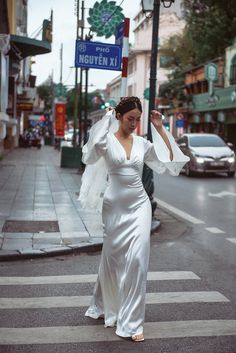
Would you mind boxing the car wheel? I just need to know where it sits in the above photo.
[185,163,193,177]
[227,171,235,178]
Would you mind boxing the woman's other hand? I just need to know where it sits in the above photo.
[150,110,164,131]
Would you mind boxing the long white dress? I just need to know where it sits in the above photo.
[79,111,189,338]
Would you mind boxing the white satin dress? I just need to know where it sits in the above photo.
[79,111,189,338]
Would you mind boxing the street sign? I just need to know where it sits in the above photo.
[115,22,124,46]
[75,40,122,71]
[204,63,218,81]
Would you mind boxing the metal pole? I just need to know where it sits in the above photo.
[73,0,79,147]
[147,0,160,141]
[142,0,161,225]
[78,0,85,147]
[84,68,88,142]
[59,43,63,97]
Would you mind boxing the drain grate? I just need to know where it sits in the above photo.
[2,220,60,233]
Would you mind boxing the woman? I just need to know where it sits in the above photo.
[79,96,189,342]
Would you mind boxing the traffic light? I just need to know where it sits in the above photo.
[100,99,106,110]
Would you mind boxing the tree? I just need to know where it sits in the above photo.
[66,88,105,121]
[159,0,236,102]
[182,0,236,65]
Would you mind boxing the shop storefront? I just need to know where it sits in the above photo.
[189,85,236,147]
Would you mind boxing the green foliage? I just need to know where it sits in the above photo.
[37,84,54,109]
[37,80,68,110]
[66,89,105,121]
[159,0,236,102]
[183,0,236,65]
[159,32,195,69]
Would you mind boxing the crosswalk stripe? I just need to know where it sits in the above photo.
[0,271,200,285]
[0,291,229,309]
[0,320,235,344]
[227,238,236,244]
[205,227,225,234]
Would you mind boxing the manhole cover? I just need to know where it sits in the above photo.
[2,220,60,233]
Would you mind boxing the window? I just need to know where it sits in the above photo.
[230,55,236,84]
[189,135,226,147]
[128,85,133,96]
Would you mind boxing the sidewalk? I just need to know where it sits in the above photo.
[0,145,187,261]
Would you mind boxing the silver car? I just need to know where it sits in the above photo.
[177,133,235,177]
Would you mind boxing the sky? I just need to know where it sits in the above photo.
[28,0,140,91]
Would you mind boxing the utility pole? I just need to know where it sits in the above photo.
[78,0,85,147]
[142,0,161,229]
[59,43,63,97]
[73,0,79,147]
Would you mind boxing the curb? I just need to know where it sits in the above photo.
[0,241,103,262]
[0,218,163,262]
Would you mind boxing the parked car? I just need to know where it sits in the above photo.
[177,133,235,177]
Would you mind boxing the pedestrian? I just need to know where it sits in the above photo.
[78,96,189,342]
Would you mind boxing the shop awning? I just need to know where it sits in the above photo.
[8,34,51,60]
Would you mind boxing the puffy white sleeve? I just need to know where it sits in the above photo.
[82,110,118,164]
[78,110,119,212]
[144,123,190,176]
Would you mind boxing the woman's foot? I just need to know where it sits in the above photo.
[131,333,144,342]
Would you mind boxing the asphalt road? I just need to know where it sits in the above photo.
[0,185,236,353]
[154,172,236,235]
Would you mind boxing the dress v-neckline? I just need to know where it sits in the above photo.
[113,133,134,161]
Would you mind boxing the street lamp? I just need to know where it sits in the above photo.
[141,0,175,12]
[141,0,175,231]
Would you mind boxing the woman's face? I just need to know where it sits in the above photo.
[119,108,141,135]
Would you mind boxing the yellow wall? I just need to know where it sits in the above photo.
[7,0,16,34]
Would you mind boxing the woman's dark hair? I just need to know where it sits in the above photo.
[115,96,142,118]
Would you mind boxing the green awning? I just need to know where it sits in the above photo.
[9,34,51,60]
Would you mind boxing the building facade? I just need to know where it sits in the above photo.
[0,0,52,156]
[178,40,236,148]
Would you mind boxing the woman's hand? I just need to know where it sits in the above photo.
[150,110,164,131]
[150,110,173,160]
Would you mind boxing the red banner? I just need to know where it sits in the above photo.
[55,102,66,137]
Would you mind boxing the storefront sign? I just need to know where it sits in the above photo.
[217,111,225,122]
[16,102,33,111]
[54,102,66,137]
[204,113,212,123]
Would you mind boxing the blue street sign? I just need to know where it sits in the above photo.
[115,22,124,46]
[75,40,122,71]
[176,119,185,128]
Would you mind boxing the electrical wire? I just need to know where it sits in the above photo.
[63,67,73,85]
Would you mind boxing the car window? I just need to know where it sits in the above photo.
[189,135,226,147]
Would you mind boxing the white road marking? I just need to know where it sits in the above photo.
[154,198,205,224]
[0,291,228,309]
[227,238,236,244]
[0,271,200,285]
[166,242,175,247]
[208,191,236,198]
[0,320,236,344]
[205,227,225,234]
